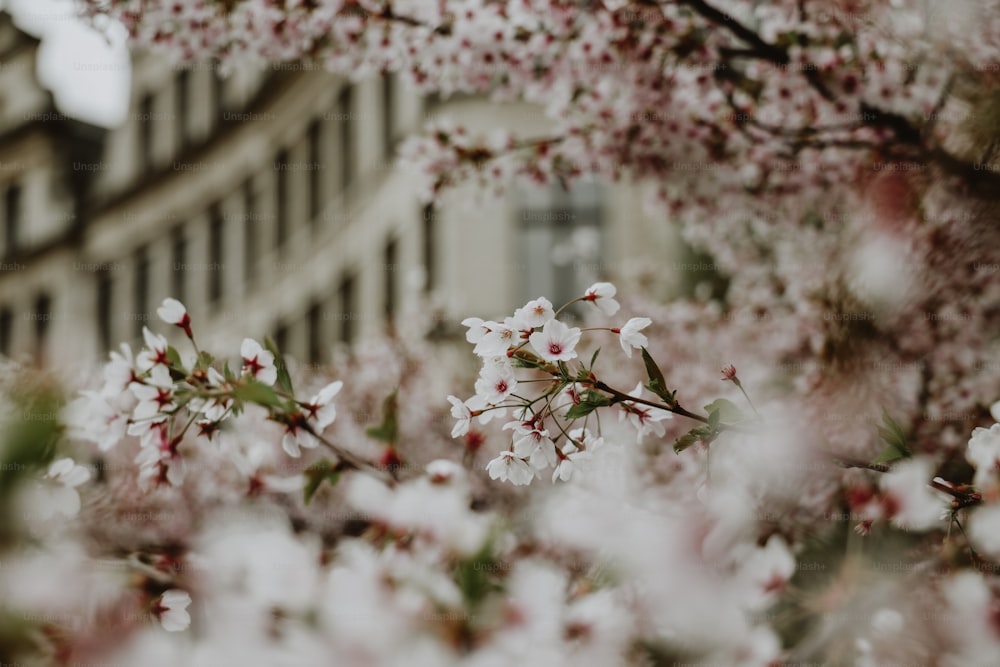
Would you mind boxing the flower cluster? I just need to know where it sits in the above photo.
[451,283,732,486]
[64,298,352,492]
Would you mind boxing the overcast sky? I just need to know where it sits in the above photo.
[6,0,130,127]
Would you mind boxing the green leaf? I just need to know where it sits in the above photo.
[195,350,215,370]
[557,361,571,379]
[166,346,183,368]
[564,391,612,419]
[366,389,399,445]
[874,408,911,464]
[454,542,502,609]
[303,459,341,504]
[640,347,672,403]
[264,336,294,395]
[589,347,601,370]
[673,425,714,454]
[703,398,745,424]
[232,380,283,408]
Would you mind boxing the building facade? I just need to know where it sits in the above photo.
[0,13,682,369]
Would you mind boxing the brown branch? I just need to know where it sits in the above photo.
[675,0,789,65]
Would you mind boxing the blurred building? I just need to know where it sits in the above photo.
[0,11,679,368]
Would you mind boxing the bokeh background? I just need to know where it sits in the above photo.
[0,0,695,370]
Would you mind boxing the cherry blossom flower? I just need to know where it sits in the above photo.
[100,343,137,397]
[152,589,192,632]
[63,392,129,452]
[129,365,176,427]
[505,419,557,470]
[618,382,673,444]
[583,282,620,316]
[156,297,192,338]
[136,327,171,372]
[279,380,343,458]
[188,367,233,422]
[241,338,278,386]
[968,504,1000,559]
[27,458,92,519]
[513,296,555,328]
[485,450,535,486]
[461,316,489,344]
[447,395,475,438]
[552,438,593,482]
[528,319,582,362]
[739,535,796,609]
[966,423,1000,491]
[304,380,343,431]
[879,458,947,531]
[134,422,185,489]
[473,317,524,358]
[474,357,518,404]
[614,317,651,358]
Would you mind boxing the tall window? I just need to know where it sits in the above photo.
[211,62,224,128]
[273,322,289,356]
[97,271,112,354]
[275,149,289,249]
[382,73,395,158]
[4,182,20,257]
[134,246,149,339]
[208,205,224,303]
[307,301,322,364]
[422,204,436,293]
[337,272,356,344]
[307,120,322,225]
[518,181,604,314]
[0,306,12,356]
[176,68,191,152]
[243,178,257,286]
[383,237,397,324]
[33,293,50,364]
[171,225,187,303]
[139,93,155,173]
[337,85,353,194]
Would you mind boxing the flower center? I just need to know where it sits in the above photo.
[548,342,563,355]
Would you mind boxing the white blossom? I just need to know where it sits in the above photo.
[486,451,535,485]
[528,319,582,363]
[616,317,652,358]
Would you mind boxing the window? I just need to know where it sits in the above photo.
[383,237,397,324]
[134,246,149,339]
[337,85,353,193]
[273,321,289,355]
[171,225,186,303]
[0,306,12,356]
[33,293,50,364]
[208,205,224,303]
[382,73,395,157]
[211,62,224,127]
[275,149,289,249]
[337,272,356,344]
[518,181,604,315]
[307,120,322,225]
[97,271,112,354]
[4,182,20,257]
[307,301,322,364]
[176,68,191,152]
[243,179,257,286]
[139,93,155,173]
[422,204,436,292]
